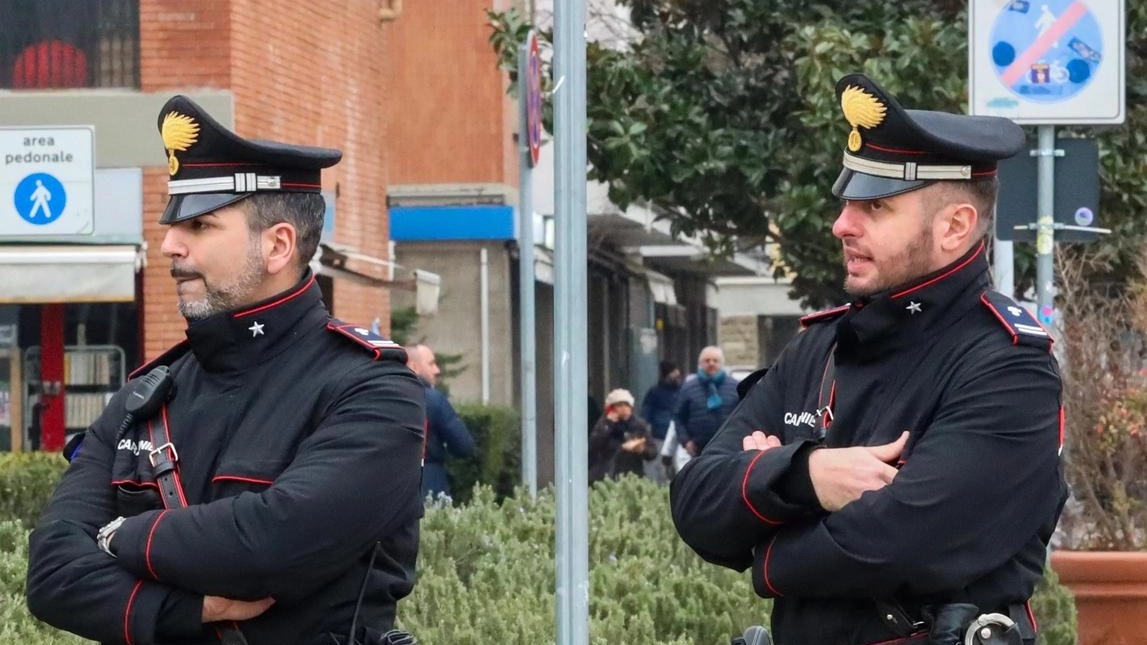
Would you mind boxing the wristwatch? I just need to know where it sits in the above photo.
[96,516,126,558]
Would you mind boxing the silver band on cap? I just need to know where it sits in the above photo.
[168,173,283,196]
[842,152,972,181]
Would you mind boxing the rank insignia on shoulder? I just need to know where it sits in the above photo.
[326,319,408,362]
[980,291,1052,350]
[800,304,850,328]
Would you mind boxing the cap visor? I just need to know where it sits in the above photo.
[160,193,253,224]
[831,168,929,200]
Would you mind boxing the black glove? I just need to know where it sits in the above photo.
[922,603,980,645]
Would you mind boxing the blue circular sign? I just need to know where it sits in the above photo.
[14,172,67,225]
[990,0,1103,103]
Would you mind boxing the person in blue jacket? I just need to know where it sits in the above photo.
[674,346,740,456]
[407,344,476,500]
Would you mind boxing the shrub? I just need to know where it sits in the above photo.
[0,520,91,644]
[400,477,760,645]
[0,452,68,528]
[0,463,1077,645]
[445,403,521,505]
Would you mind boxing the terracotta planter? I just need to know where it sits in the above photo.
[1051,550,1147,645]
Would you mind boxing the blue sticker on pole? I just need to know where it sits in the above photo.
[990,0,1104,103]
[13,172,67,225]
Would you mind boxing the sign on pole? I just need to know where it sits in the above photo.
[526,31,543,168]
[0,127,95,236]
[970,0,1125,124]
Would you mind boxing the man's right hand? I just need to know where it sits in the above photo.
[807,431,908,512]
[202,595,275,623]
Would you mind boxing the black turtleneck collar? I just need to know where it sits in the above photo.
[184,271,328,373]
[836,241,990,358]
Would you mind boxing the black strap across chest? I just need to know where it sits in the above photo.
[148,405,250,645]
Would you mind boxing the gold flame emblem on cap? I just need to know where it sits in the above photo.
[161,111,200,176]
[840,85,886,153]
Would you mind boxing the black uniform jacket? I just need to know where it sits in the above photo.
[670,244,1067,645]
[27,274,425,645]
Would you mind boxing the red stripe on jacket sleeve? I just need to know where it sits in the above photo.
[145,510,169,580]
[741,450,782,525]
[123,580,145,645]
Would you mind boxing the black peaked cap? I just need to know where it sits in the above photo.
[157,95,342,223]
[831,73,1026,200]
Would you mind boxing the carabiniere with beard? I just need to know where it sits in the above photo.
[671,74,1067,645]
[26,96,425,645]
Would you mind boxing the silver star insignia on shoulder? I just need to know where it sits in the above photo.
[248,321,265,337]
[906,301,923,315]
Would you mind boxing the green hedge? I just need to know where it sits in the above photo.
[444,403,521,505]
[0,452,68,529]
[0,457,1076,645]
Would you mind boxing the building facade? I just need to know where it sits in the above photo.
[0,1,401,451]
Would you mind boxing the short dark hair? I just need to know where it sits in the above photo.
[929,177,999,239]
[659,360,678,380]
[243,192,326,270]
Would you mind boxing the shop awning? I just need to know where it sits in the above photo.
[313,243,442,314]
[0,245,142,303]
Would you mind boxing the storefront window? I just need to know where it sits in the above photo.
[2,302,139,452]
[0,0,139,89]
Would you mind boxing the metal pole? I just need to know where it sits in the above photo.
[517,39,538,499]
[553,0,589,643]
[480,247,490,404]
[992,239,1015,299]
[1035,126,1056,325]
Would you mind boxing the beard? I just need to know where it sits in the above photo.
[843,223,936,298]
[174,239,268,321]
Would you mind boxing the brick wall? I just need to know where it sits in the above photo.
[137,1,393,360]
[386,0,517,186]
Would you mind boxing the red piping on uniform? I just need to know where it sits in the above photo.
[741,450,782,525]
[280,182,322,189]
[864,142,929,155]
[892,242,984,299]
[212,475,275,486]
[800,305,849,329]
[111,480,159,490]
[128,341,190,379]
[123,579,144,645]
[161,406,189,507]
[145,510,169,580]
[327,322,383,359]
[761,535,783,596]
[972,169,997,177]
[1026,599,1038,633]
[979,294,1019,345]
[234,275,315,318]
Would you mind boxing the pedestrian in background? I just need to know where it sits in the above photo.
[674,346,739,456]
[641,360,682,482]
[407,343,476,501]
[589,388,657,482]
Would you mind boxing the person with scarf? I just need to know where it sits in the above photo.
[673,346,739,456]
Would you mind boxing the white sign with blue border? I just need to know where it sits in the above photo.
[970,0,1125,124]
[0,126,95,236]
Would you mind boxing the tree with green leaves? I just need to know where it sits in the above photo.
[490,1,1147,307]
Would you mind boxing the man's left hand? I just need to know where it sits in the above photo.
[742,431,781,452]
